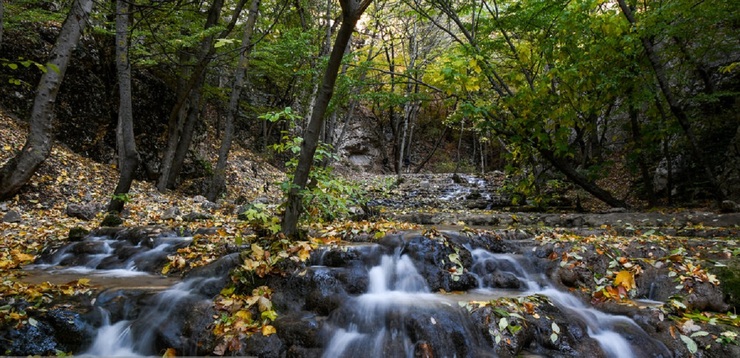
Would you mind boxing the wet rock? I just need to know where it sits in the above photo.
[685,282,730,312]
[236,332,285,358]
[184,252,241,297]
[395,234,478,292]
[274,312,323,348]
[66,202,102,220]
[45,309,95,352]
[304,267,351,315]
[0,318,61,355]
[402,307,493,358]
[2,209,21,223]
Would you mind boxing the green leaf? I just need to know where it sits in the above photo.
[261,309,278,321]
[550,333,558,343]
[7,63,18,70]
[680,335,698,354]
[551,322,560,334]
[499,317,508,331]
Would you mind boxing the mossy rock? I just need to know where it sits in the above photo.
[711,257,740,311]
[67,226,89,241]
[100,213,124,227]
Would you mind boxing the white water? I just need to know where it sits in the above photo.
[81,276,217,356]
[28,235,192,277]
[323,247,666,358]
[470,248,642,358]
[439,174,491,202]
[322,251,444,358]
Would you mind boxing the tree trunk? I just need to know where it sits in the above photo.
[108,0,140,214]
[617,0,725,202]
[0,0,93,200]
[157,0,247,192]
[207,0,261,201]
[414,126,447,173]
[165,83,204,189]
[627,91,656,207]
[0,0,4,49]
[281,0,372,237]
[538,147,628,208]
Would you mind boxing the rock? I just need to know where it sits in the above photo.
[274,313,323,348]
[182,212,212,222]
[721,200,739,213]
[2,209,21,223]
[45,309,95,352]
[162,206,180,220]
[347,205,365,218]
[66,203,101,220]
[68,226,90,241]
[192,195,207,203]
[100,213,123,227]
[200,200,219,210]
[0,317,62,355]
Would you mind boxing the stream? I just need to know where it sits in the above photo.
[9,226,680,357]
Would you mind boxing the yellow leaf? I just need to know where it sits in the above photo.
[614,270,636,290]
[162,347,177,357]
[234,310,252,321]
[262,324,276,336]
[77,278,90,286]
[251,244,264,259]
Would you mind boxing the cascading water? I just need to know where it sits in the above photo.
[320,244,670,358]
[81,277,219,357]
[468,248,670,358]
[26,229,223,357]
[321,249,492,358]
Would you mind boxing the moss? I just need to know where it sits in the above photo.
[711,257,740,311]
[100,213,123,227]
[67,226,89,241]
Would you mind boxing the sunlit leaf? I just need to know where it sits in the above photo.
[262,324,277,336]
[614,270,636,290]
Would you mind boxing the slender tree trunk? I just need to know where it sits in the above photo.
[628,94,656,206]
[165,87,203,189]
[617,0,725,202]
[0,0,93,200]
[415,126,447,173]
[207,0,261,201]
[0,0,4,49]
[108,0,140,214]
[157,0,247,192]
[538,147,628,208]
[453,119,464,175]
[281,0,372,237]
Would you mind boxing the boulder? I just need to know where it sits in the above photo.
[2,209,21,223]
[66,203,102,220]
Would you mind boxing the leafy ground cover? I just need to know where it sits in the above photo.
[2,111,740,356]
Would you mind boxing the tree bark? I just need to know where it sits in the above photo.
[538,147,629,209]
[157,0,248,192]
[0,0,93,200]
[0,0,4,49]
[207,0,261,201]
[617,0,725,202]
[108,0,140,213]
[281,0,373,237]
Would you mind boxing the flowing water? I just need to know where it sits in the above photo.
[24,230,669,357]
[321,246,669,358]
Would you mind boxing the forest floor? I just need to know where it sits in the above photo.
[3,110,740,356]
